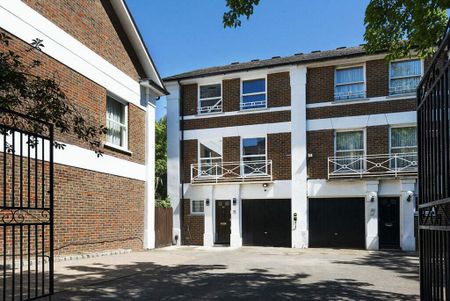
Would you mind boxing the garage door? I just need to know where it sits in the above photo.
[309,198,365,249]
[242,199,291,247]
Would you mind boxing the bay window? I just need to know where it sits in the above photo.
[389,60,422,95]
[335,66,365,100]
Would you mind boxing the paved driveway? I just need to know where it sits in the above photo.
[52,247,419,300]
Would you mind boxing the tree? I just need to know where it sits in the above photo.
[222,0,449,60]
[155,116,167,200]
[0,32,106,155]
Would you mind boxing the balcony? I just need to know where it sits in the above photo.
[191,160,272,184]
[197,101,222,115]
[328,153,418,179]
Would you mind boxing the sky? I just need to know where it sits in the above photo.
[126,0,371,120]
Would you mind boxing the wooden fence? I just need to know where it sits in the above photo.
[155,207,173,248]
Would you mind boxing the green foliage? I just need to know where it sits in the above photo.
[364,0,449,60]
[223,0,260,28]
[155,197,171,208]
[155,116,167,199]
[0,33,106,155]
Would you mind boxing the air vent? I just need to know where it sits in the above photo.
[311,50,321,53]
[294,52,304,56]
[272,56,281,59]
[336,46,346,50]
[230,62,239,65]
[251,59,260,62]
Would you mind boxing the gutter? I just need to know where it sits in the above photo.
[140,79,169,96]
[179,80,185,245]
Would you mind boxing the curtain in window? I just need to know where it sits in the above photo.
[390,60,421,78]
[335,131,364,171]
[335,67,365,99]
[336,67,364,85]
[106,98,125,146]
[390,60,421,94]
[391,127,417,168]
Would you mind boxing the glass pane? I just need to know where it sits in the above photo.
[200,84,221,99]
[199,140,222,158]
[390,77,420,94]
[243,79,265,94]
[391,60,421,78]
[243,156,267,175]
[243,138,266,156]
[107,97,125,124]
[241,94,266,110]
[336,131,364,151]
[335,83,365,99]
[192,200,204,213]
[336,67,364,84]
[334,150,364,171]
[391,127,417,148]
[107,120,124,146]
[199,158,222,176]
[200,98,221,108]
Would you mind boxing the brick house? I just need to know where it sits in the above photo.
[165,46,422,251]
[0,0,166,254]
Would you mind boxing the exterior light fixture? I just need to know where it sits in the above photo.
[233,198,237,206]
[205,198,210,206]
[262,183,269,188]
[370,195,375,202]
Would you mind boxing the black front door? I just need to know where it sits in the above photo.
[242,199,291,247]
[378,197,400,249]
[215,200,231,244]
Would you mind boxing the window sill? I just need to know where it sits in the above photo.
[239,107,268,113]
[387,92,416,99]
[104,142,133,155]
[197,111,224,117]
[190,213,204,216]
[332,97,368,104]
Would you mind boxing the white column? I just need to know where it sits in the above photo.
[230,187,242,248]
[290,65,308,248]
[166,83,182,245]
[400,179,416,251]
[203,186,215,247]
[144,94,156,249]
[365,180,379,250]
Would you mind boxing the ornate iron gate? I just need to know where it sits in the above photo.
[0,109,54,300]
[417,22,450,301]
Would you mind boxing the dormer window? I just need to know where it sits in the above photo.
[334,66,365,101]
[389,59,422,95]
[198,84,222,114]
[241,78,267,110]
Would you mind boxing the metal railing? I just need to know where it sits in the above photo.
[334,90,366,101]
[328,153,418,179]
[197,100,222,114]
[191,160,272,184]
[240,100,266,110]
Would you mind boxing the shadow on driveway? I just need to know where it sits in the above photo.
[53,260,418,300]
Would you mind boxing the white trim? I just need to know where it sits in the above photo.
[183,106,291,120]
[306,94,415,109]
[307,111,416,131]
[106,95,129,150]
[183,122,291,140]
[0,0,146,109]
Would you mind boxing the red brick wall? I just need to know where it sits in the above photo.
[366,59,389,98]
[307,130,334,179]
[223,78,241,112]
[182,140,198,183]
[182,199,204,245]
[268,72,291,107]
[22,0,145,79]
[367,126,389,155]
[223,137,241,162]
[306,66,335,104]
[0,30,146,164]
[268,133,291,180]
[182,84,198,116]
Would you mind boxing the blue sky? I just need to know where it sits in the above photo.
[126,0,371,120]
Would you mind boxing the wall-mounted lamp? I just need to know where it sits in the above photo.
[370,195,375,202]
[205,198,210,206]
[232,198,237,206]
[262,183,269,188]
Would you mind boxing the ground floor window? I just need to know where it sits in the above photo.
[190,200,205,215]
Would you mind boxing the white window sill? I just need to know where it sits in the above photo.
[239,107,268,113]
[387,92,416,99]
[332,97,368,104]
[197,111,224,117]
[190,212,204,216]
[104,142,132,155]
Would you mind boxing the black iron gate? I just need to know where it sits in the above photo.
[417,21,450,301]
[0,109,54,300]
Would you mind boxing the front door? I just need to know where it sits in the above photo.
[215,200,231,245]
[378,197,400,249]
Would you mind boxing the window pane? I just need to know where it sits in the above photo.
[107,120,124,146]
[200,84,221,99]
[242,94,266,104]
[336,67,364,85]
[243,79,265,94]
[243,138,266,156]
[336,131,364,151]
[390,77,420,94]
[107,97,125,124]
[334,150,364,171]
[192,200,204,213]
[391,60,421,78]
[391,127,417,148]
[335,83,365,99]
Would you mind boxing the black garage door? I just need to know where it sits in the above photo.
[309,198,365,249]
[242,199,291,247]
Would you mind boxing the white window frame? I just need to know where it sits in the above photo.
[240,136,267,176]
[334,129,366,171]
[105,94,128,151]
[334,64,366,101]
[197,140,223,178]
[198,83,223,115]
[389,59,423,96]
[240,76,267,111]
[190,199,205,215]
[389,125,418,154]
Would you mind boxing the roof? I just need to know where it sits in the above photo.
[164,45,383,82]
[111,0,168,95]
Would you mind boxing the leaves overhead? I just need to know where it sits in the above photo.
[0,32,107,155]
[155,116,167,200]
[223,0,260,28]
[364,0,449,60]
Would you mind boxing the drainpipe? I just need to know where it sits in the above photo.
[178,80,185,246]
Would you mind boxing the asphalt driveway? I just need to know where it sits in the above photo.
[52,247,419,300]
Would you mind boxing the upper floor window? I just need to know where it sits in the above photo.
[106,96,128,149]
[390,127,417,168]
[335,66,365,101]
[242,137,267,175]
[334,130,365,171]
[241,78,266,110]
[198,84,222,114]
[198,139,223,177]
[389,60,422,95]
